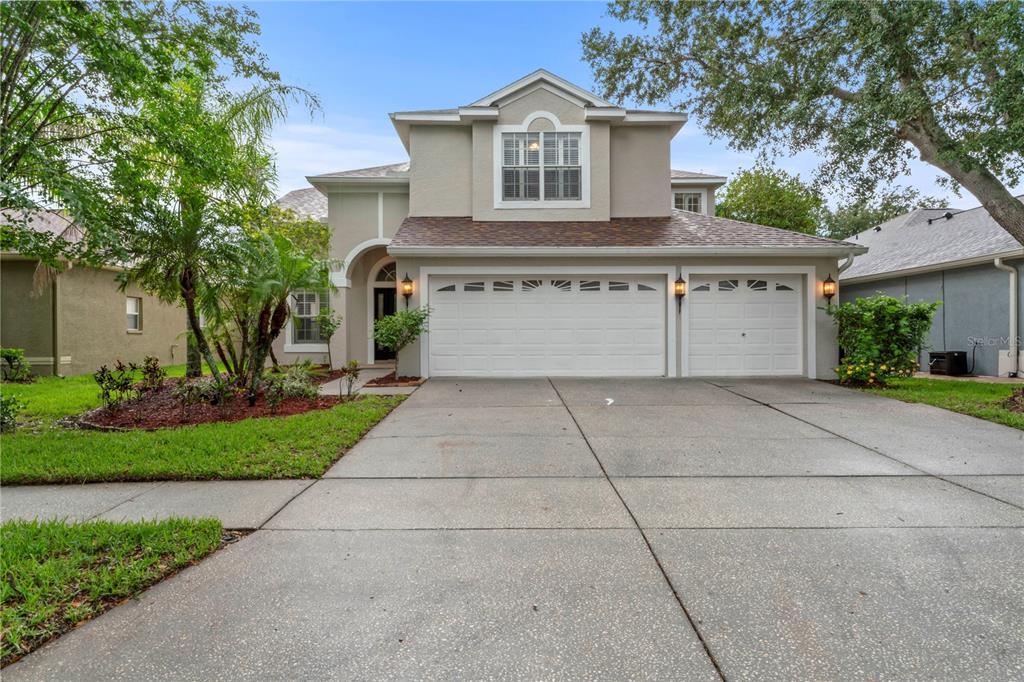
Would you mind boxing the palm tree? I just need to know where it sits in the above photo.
[116,75,319,383]
[238,232,329,404]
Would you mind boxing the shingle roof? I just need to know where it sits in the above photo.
[390,210,861,251]
[310,162,410,179]
[840,200,1024,281]
[0,209,83,244]
[275,187,327,220]
[670,169,727,181]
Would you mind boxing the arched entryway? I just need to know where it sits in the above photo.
[368,258,397,363]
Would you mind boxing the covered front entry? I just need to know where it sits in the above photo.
[426,275,667,377]
[686,274,804,376]
[371,262,398,361]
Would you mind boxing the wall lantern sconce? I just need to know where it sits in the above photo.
[822,274,837,304]
[401,273,414,307]
[674,276,687,312]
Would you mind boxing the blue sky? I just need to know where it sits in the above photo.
[255,1,989,208]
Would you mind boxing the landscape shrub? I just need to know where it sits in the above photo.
[263,363,318,412]
[93,361,140,409]
[1,393,25,432]
[342,359,361,397]
[373,307,430,370]
[827,295,940,385]
[140,356,167,391]
[1,348,32,382]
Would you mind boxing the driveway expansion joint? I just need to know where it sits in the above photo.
[547,377,729,682]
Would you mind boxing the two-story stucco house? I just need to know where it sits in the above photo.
[274,70,865,379]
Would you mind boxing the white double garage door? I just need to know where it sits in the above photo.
[427,273,804,377]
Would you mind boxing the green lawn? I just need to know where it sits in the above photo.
[1,365,404,484]
[1,518,222,666]
[863,377,1024,430]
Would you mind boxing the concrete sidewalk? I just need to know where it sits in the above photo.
[3,377,1023,680]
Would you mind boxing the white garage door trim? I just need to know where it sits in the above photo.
[419,266,676,379]
[680,265,817,379]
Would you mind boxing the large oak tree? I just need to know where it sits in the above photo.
[583,0,1024,243]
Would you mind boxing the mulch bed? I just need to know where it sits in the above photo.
[1002,387,1024,413]
[77,381,342,431]
[363,371,424,388]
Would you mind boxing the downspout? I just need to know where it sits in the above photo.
[51,272,62,377]
[993,258,1019,377]
[837,252,856,275]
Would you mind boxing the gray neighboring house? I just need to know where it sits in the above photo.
[840,202,1024,377]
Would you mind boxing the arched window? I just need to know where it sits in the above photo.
[375,262,396,283]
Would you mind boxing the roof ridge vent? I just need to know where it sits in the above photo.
[927,211,955,225]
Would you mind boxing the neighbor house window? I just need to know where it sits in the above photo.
[674,191,703,213]
[126,297,141,331]
[291,290,328,344]
[502,131,581,202]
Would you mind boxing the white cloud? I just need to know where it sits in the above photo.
[270,122,407,196]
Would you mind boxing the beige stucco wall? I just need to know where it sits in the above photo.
[1,258,54,369]
[2,258,186,376]
[610,127,673,217]
[393,255,840,380]
[276,186,407,368]
[58,267,186,376]
[409,126,472,216]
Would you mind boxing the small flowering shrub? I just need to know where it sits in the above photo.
[827,295,940,386]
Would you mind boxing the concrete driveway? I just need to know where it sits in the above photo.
[7,378,1024,680]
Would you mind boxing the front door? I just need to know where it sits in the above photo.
[373,285,397,360]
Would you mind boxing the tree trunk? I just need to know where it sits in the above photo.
[246,305,274,406]
[185,334,202,377]
[900,118,1024,245]
[269,345,280,369]
[180,269,224,384]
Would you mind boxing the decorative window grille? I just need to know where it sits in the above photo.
[376,262,397,282]
[292,290,329,343]
[608,281,629,291]
[502,131,581,201]
[522,279,543,291]
[776,283,795,291]
[692,282,712,292]
[579,280,601,292]
[464,282,486,292]
[436,284,456,292]
[747,279,768,292]
[493,280,514,292]
[550,279,572,292]
[637,283,656,291]
[717,280,738,292]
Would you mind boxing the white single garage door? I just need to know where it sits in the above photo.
[687,274,803,376]
[428,275,666,377]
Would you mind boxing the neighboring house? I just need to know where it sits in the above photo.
[840,202,1024,377]
[1,211,187,376]
[274,70,864,378]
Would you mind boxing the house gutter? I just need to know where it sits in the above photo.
[993,257,1020,377]
[837,252,857,275]
[388,245,869,258]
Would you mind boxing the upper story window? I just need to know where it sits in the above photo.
[501,131,581,201]
[494,112,590,209]
[674,191,703,213]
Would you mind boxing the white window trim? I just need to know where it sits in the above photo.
[284,290,329,353]
[679,265,817,379]
[672,188,708,215]
[126,296,142,332]
[493,111,591,210]
[417,266,675,379]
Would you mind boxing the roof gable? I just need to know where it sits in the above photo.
[468,69,616,108]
